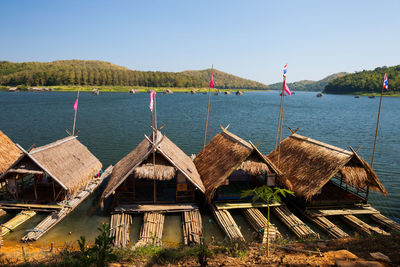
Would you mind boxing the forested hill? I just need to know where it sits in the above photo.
[268,72,347,92]
[324,65,400,94]
[0,60,268,90]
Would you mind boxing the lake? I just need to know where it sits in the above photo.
[0,91,399,245]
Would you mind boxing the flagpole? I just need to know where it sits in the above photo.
[276,77,286,167]
[367,82,385,203]
[72,89,80,136]
[203,64,213,148]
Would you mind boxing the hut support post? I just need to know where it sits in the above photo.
[52,180,56,201]
[33,177,38,201]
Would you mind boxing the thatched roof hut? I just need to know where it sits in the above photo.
[101,131,204,200]
[267,134,387,201]
[0,131,22,174]
[0,136,102,195]
[194,129,285,203]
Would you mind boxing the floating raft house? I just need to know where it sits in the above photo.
[193,128,314,241]
[101,130,204,248]
[268,133,399,238]
[0,135,109,242]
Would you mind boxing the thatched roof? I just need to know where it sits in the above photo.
[0,136,102,195]
[101,131,204,199]
[267,134,387,200]
[194,129,285,202]
[0,131,22,174]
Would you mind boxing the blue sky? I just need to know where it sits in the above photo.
[1,0,399,84]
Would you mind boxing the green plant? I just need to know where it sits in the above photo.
[241,186,294,257]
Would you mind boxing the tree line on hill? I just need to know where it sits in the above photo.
[324,65,400,94]
[0,60,268,90]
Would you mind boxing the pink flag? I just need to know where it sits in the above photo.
[149,90,155,111]
[284,81,292,96]
[73,97,79,111]
[210,72,215,88]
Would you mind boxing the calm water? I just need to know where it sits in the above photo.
[0,91,399,245]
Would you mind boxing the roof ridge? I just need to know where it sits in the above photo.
[30,136,77,154]
[290,134,353,156]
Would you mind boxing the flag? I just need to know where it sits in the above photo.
[73,97,79,111]
[149,90,155,111]
[284,81,292,96]
[210,72,215,88]
[383,73,388,91]
[283,64,288,78]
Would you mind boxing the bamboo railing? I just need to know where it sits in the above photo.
[182,209,202,245]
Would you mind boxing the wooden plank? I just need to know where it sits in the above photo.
[0,203,63,210]
[1,210,36,236]
[306,207,379,217]
[8,169,44,175]
[116,203,198,213]
[341,215,390,236]
[369,213,400,232]
[215,202,281,210]
[272,205,318,239]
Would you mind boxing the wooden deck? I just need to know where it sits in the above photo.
[115,203,199,213]
[134,212,165,247]
[110,213,132,248]
[242,208,281,243]
[210,205,244,241]
[182,209,202,245]
[1,210,36,237]
[215,202,281,210]
[340,215,390,236]
[21,165,113,242]
[272,205,318,239]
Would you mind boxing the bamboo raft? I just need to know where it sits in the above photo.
[307,216,349,239]
[369,213,400,232]
[182,209,202,245]
[340,215,390,236]
[210,205,244,241]
[272,205,318,239]
[110,213,132,248]
[242,208,281,243]
[134,212,165,247]
[22,165,113,242]
[1,210,36,237]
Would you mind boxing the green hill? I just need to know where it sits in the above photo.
[0,60,268,90]
[269,72,347,92]
[324,65,400,94]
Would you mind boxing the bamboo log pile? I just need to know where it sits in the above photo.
[210,205,244,241]
[242,208,281,243]
[307,216,349,239]
[110,213,132,248]
[1,210,36,236]
[341,215,390,236]
[369,213,400,232]
[22,165,113,242]
[182,209,202,245]
[272,205,318,239]
[134,212,165,247]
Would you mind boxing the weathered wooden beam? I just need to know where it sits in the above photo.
[306,207,379,217]
[215,202,281,210]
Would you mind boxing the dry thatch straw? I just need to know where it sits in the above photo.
[194,129,285,203]
[101,131,204,200]
[1,136,102,195]
[0,131,22,174]
[267,134,387,200]
[133,154,176,180]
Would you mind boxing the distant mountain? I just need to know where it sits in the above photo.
[324,65,400,94]
[268,72,347,92]
[0,60,268,90]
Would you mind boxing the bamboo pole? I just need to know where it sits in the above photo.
[72,89,80,136]
[203,65,213,148]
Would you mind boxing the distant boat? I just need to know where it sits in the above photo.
[316,93,323,97]
[354,95,360,98]
[368,95,375,99]
[224,91,231,95]
[92,88,99,95]
[236,90,243,96]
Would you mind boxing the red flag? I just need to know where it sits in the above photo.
[73,97,79,111]
[209,72,215,88]
[383,73,388,91]
[284,81,292,96]
[149,90,155,111]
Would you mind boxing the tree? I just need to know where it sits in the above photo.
[241,186,294,257]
